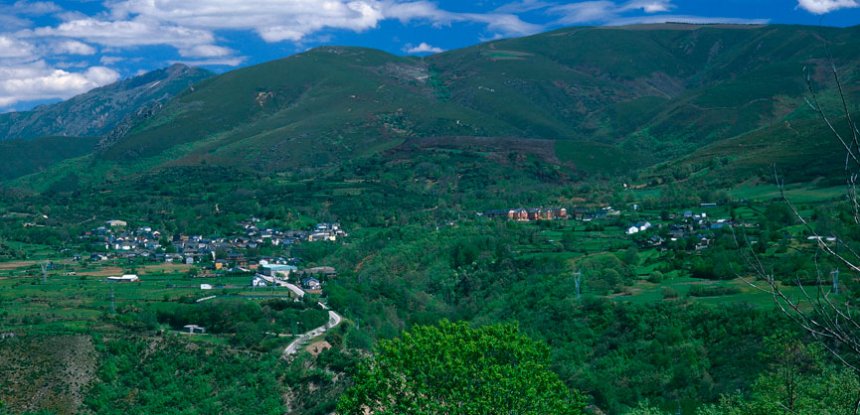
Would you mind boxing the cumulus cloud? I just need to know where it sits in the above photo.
[797,0,859,14]
[0,36,36,59]
[32,18,216,51]
[27,0,541,53]
[0,61,119,108]
[405,42,444,54]
[52,40,97,55]
[104,0,389,42]
[0,33,118,109]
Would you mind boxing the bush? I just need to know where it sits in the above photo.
[687,285,741,298]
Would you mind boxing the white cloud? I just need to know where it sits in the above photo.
[547,0,676,25]
[19,0,544,65]
[0,61,119,108]
[545,0,768,26]
[620,0,674,13]
[52,40,97,55]
[547,1,617,24]
[108,0,388,42]
[0,36,36,59]
[171,57,247,67]
[12,1,62,15]
[180,44,234,58]
[797,0,859,14]
[0,14,33,31]
[405,42,444,54]
[31,18,216,51]
[385,1,543,36]
[495,0,555,13]
[99,56,124,65]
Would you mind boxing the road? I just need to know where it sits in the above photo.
[195,276,344,355]
[281,282,343,358]
[283,309,342,357]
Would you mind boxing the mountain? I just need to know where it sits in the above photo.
[0,136,100,181]
[7,24,860,188]
[0,64,213,142]
[92,24,859,175]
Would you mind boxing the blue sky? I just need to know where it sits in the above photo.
[0,0,858,112]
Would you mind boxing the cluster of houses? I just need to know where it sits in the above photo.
[484,208,569,221]
[82,222,163,253]
[483,206,624,222]
[627,207,735,251]
[79,219,347,265]
[252,262,337,293]
[308,223,348,242]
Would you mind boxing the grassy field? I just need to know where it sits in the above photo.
[0,259,300,334]
[615,275,824,309]
[728,183,845,203]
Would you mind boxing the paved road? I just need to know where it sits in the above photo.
[281,281,343,358]
[283,309,342,357]
[282,282,306,298]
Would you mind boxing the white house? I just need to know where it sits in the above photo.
[183,324,206,334]
[106,220,128,228]
[626,222,652,235]
[107,274,139,283]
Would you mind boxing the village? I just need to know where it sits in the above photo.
[77,217,347,294]
[479,201,823,255]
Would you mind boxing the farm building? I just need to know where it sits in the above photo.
[107,274,140,283]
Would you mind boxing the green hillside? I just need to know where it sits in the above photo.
[0,136,99,181]
[57,23,853,187]
[3,24,860,415]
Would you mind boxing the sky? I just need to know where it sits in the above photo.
[0,0,858,112]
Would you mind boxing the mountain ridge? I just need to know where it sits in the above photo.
[0,64,213,142]
[5,24,860,187]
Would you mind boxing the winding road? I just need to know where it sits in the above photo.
[279,277,343,358]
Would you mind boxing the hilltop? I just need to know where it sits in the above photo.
[1,24,858,190]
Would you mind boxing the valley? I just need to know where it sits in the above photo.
[1,22,859,415]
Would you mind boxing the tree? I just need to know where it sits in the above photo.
[742,54,860,408]
[337,320,586,415]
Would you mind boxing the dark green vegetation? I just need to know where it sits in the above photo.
[338,320,586,414]
[1,23,860,415]
[0,136,98,181]
[3,23,859,190]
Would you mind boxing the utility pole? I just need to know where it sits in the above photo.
[832,269,840,296]
[833,237,841,295]
[39,262,48,284]
[109,287,116,315]
[574,270,583,300]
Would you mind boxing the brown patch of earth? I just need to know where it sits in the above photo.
[305,341,332,357]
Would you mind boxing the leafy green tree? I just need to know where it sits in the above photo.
[626,402,669,415]
[696,332,860,415]
[337,320,586,415]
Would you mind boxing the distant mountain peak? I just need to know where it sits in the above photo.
[0,65,213,142]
